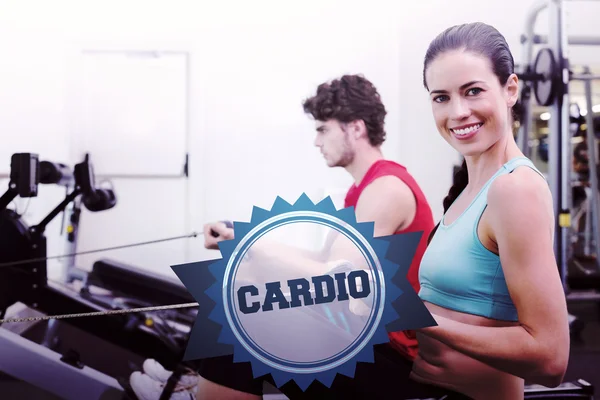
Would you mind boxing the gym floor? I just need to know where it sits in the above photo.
[565,300,600,391]
[1,301,598,400]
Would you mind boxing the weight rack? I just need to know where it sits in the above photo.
[518,0,600,303]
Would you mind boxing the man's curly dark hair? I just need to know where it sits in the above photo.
[302,74,387,146]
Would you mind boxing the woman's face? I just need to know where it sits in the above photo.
[425,49,518,157]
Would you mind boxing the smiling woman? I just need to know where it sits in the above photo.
[413,22,570,400]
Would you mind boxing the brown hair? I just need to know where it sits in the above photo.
[303,74,387,146]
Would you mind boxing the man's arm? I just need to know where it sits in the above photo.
[250,229,337,264]
[204,222,332,262]
[247,176,417,280]
[329,175,416,260]
[205,176,417,283]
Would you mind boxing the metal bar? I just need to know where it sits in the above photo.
[558,0,573,285]
[517,0,549,155]
[0,186,18,211]
[582,67,600,270]
[0,328,126,400]
[61,198,81,284]
[571,74,600,81]
[547,0,566,288]
[532,34,600,46]
[34,189,81,235]
[584,188,593,256]
[523,0,550,64]
[566,291,600,301]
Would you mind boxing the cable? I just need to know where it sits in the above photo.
[0,302,199,324]
[18,197,32,217]
[0,225,225,323]
[0,231,203,269]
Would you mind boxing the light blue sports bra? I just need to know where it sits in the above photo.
[418,157,545,322]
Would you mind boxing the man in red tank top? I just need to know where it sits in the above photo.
[130,75,436,400]
[205,75,435,362]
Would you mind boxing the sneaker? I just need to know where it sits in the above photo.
[142,359,200,387]
[129,371,196,400]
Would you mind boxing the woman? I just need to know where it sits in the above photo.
[128,22,570,400]
[412,22,570,399]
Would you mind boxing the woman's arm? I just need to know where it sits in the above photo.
[419,169,570,388]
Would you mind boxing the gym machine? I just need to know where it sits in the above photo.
[516,4,600,396]
[0,153,198,400]
[517,0,600,303]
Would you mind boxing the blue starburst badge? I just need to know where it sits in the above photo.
[172,193,436,391]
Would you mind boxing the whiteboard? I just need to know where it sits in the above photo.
[72,51,189,177]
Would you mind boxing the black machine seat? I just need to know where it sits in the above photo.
[86,258,195,307]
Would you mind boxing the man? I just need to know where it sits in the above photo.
[129,74,435,400]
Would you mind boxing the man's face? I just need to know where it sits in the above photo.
[313,119,355,168]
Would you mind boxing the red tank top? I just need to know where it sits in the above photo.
[344,159,435,361]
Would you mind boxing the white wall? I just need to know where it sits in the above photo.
[1,0,599,282]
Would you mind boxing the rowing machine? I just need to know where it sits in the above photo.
[0,153,195,373]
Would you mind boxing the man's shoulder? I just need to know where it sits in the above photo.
[364,174,412,193]
[360,160,404,184]
[346,159,417,209]
[359,175,415,207]
[353,173,418,231]
[365,158,414,188]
